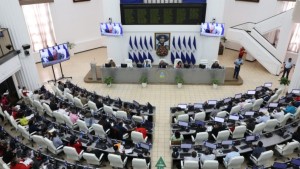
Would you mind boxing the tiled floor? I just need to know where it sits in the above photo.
[35,48,286,168]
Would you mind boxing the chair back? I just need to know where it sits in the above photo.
[184,160,199,169]
[202,160,219,169]
[125,59,133,67]
[32,135,46,147]
[177,114,189,123]
[227,156,244,168]
[87,101,98,112]
[275,88,283,96]
[132,158,148,169]
[194,112,206,121]
[53,111,65,124]
[252,123,266,134]
[267,94,278,104]
[194,132,208,145]
[242,103,253,112]
[42,103,53,117]
[131,131,145,144]
[132,115,144,123]
[279,113,291,127]
[232,126,246,139]
[282,141,300,155]
[18,125,30,140]
[256,150,274,166]
[56,87,65,99]
[116,111,128,120]
[216,111,227,118]
[66,93,74,103]
[252,99,263,111]
[83,153,100,165]
[108,154,124,168]
[92,124,107,138]
[294,107,300,119]
[229,105,241,115]
[76,119,89,132]
[44,138,59,154]
[63,146,81,161]
[264,119,278,132]
[74,97,84,108]
[144,59,152,67]
[174,59,182,68]
[103,105,115,117]
[4,111,10,121]
[62,114,74,128]
[9,116,18,131]
[216,130,230,142]
[33,100,44,114]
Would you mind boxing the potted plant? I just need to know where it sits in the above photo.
[139,75,148,88]
[175,75,184,88]
[212,79,219,89]
[104,76,113,87]
[67,42,76,56]
[279,77,290,94]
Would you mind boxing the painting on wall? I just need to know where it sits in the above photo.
[235,0,259,2]
[155,33,170,57]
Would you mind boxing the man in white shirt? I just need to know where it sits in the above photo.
[200,150,216,164]
[282,58,294,79]
[224,146,240,163]
[271,108,284,121]
[256,111,270,123]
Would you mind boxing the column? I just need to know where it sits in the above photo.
[0,0,40,90]
[289,51,300,92]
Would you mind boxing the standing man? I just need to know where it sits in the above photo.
[282,58,294,79]
[233,56,243,80]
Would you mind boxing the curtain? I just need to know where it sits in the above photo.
[22,3,56,51]
[19,0,54,5]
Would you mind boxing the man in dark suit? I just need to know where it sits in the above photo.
[252,141,266,158]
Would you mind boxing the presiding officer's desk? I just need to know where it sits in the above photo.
[100,66,226,84]
[171,118,300,160]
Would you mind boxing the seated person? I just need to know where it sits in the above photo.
[109,59,116,67]
[114,122,128,140]
[135,123,147,139]
[69,110,79,124]
[256,111,270,123]
[282,102,297,115]
[158,60,168,68]
[246,118,256,131]
[49,98,58,111]
[78,93,88,105]
[86,147,105,165]
[271,108,284,121]
[176,61,183,69]
[63,84,72,96]
[98,117,111,131]
[84,112,94,128]
[224,146,240,163]
[28,119,41,134]
[112,145,126,161]
[184,151,198,161]
[32,90,41,101]
[52,131,63,148]
[144,60,151,68]
[10,157,32,169]
[211,61,222,69]
[57,81,64,91]
[11,107,20,119]
[210,123,225,140]
[68,136,83,154]
[93,95,103,109]
[170,131,184,142]
[173,107,185,119]
[292,126,300,142]
[200,149,216,164]
[21,87,30,97]
[2,143,16,164]
[251,141,266,158]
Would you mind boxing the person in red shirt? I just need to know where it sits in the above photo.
[68,136,83,154]
[238,47,247,58]
[1,94,9,111]
[135,123,147,139]
[11,107,19,120]
[10,157,31,169]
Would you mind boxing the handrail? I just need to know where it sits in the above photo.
[230,22,255,29]
[252,28,276,50]
[246,31,282,64]
[256,8,294,24]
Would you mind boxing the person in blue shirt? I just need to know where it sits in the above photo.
[233,56,243,80]
[282,102,297,115]
[252,141,266,158]
[224,146,240,163]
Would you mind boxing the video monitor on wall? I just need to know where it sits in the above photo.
[200,22,225,37]
[39,43,70,68]
[100,23,123,36]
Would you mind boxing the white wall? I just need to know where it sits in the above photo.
[49,0,105,53]
[0,56,21,84]
[105,0,226,65]
[224,0,285,50]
